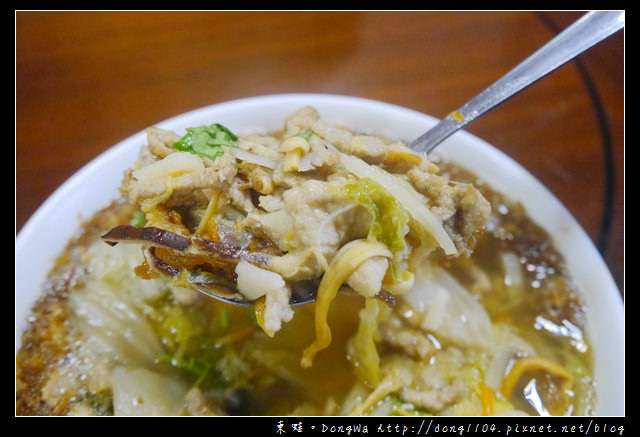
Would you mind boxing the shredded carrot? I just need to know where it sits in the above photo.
[215,326,256,347]
[253,296,267,332]
[133,261,162,279]
[500,356,573,400]
[479,381,494,416]
[195,190,221,239]
[145,203,190,235]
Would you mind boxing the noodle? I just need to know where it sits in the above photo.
[300,240,391,368]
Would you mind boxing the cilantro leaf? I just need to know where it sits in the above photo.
[130,210,147,227]
[173,123,238,160]
[299,130,313,141]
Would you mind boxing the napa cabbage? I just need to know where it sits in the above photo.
[334,147,457,256]
[340,177,410,281]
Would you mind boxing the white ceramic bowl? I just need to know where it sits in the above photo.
[15,93,624,415]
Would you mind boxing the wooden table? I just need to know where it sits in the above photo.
[16,11,624,292]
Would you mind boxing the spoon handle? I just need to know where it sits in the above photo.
[408,11,625,155]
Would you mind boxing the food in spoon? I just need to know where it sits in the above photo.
[101,107,490,351]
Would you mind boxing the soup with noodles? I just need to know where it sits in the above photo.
[16,108,594,416]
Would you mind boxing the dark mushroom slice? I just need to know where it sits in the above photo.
[101,225,274,265]
[375,289,396,307]
[338,286,396,308]
[103,225,286,305]
[142,245,249,304]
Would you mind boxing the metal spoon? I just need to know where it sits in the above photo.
[407,10,624,155]
[127,11,624,308]
[204,10,624,307]
[200,11,624,307]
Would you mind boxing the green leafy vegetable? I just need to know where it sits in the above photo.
[335,148,457,255]
[218,307,229,329]
[298,131,313,141]
[157,336,226,389]
[155,299,206,352]
[154,299,226,388]
[130,210,147,227]
[153,297,256,390]
[347,298,389,386]
[341,177,410,278]
[173,123,238,160]
[246,307,259,327]
[389,395,431,416]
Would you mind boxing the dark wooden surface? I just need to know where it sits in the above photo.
[15,11,624,292]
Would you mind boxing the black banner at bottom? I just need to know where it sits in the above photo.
[237,416,630,435]
[13,413,630,433]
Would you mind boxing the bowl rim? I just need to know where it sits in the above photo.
[15,92,624,415]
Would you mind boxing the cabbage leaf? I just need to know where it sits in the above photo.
[341,177,410,280]
[334,147,457,255]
